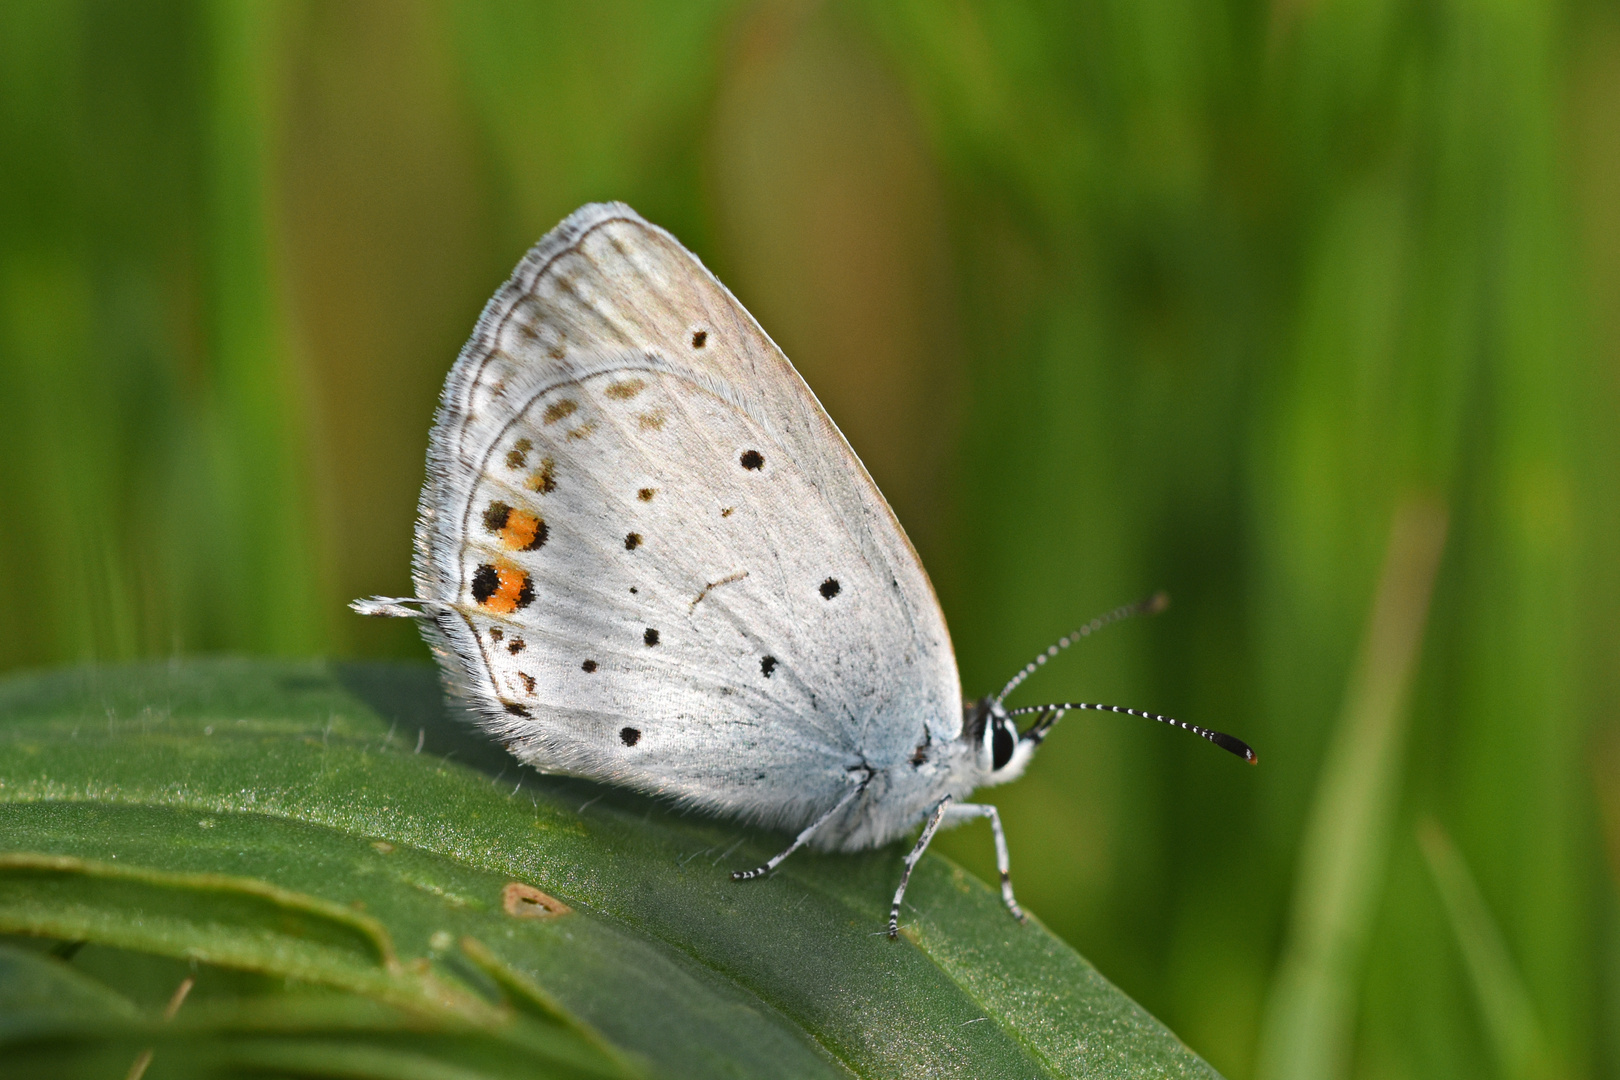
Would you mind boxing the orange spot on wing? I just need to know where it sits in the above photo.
[500,508,543,550]
[484,565,531,614]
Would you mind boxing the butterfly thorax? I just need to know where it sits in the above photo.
[806,696,1037,851]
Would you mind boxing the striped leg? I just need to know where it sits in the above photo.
[888,795,954,938]
[943,801,1025,923]
[732,771,870,881]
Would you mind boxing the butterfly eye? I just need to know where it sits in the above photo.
[991,719,1016,771]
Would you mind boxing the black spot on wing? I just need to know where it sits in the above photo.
[820,577,841,599]
[471,565,499,604]
[620,727,641,747]
[581,659,597,673]
[625,532,642,550]
[760,655,777,678]
[691,329,707,348]
[739,449,764,471]
[644,628,660,646]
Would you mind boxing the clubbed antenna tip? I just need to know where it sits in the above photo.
[1208,730,1258,764]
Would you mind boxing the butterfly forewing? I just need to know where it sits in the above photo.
[414,204,961,831]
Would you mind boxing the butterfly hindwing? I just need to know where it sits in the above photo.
[414,204,962,832]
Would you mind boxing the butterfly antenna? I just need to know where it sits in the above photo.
[993,592,1169,705]
[1006,702,1257,764]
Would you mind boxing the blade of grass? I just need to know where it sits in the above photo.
[1254,496,1449,1080]
[1417,817,1562,1080]
[0,3,138,668]
[201,0,326,654]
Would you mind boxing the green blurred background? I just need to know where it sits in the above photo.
[2,1,1617,1076]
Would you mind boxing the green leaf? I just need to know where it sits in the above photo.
[0,659,1220,1079]
[0,942,140,1037]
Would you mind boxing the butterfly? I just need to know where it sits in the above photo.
[355,203,1255,937]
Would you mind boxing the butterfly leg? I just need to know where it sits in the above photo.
[942,801,1025,923]
[888,794,954,939]
[732,770,871,882]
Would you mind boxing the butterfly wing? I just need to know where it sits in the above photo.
[413,203,960,832]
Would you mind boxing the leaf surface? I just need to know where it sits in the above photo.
[0,660,1220,1079]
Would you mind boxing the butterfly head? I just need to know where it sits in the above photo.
[956,696,1038,788]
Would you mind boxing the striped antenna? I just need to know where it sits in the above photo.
[993,592,1169,705]
[1006,702,1257,764]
